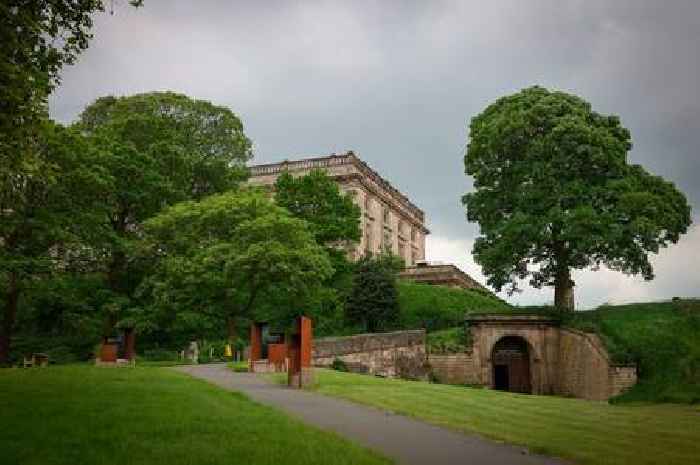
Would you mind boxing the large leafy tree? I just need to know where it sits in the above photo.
[142,190,333,342]
[74,92,252,335]
[274,169,361,335]
[0,122,110,363]
[345,254,403,333]
[463,86,692,310]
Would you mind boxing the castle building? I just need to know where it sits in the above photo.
[248,151,428,265]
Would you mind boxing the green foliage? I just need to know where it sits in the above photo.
[72,91,253,335]
[141,348,180,362]
[77,92,252,200]
[397,281,511,331]
[1,122,112,362]
[564,299,700,404]
[0,366,390,465]
[274,169,361,244]
[331,358,349,372]
[142,189,333,338]
[345,254,401,332]
[464,86,692,310]
[426,327,471,354]
[0,1,143,164]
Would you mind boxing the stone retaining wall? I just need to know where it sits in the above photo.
[558,329,638,400]
[313,330,426,378]
[428,353,477,384]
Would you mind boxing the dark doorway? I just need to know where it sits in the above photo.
[492,336,531,393]
[494,364,509,390]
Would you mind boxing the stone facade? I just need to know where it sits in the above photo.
[400,262,490,292]
[428,353,478,384]
[248,152,428,265]
[462,314,637,401]
[312,329,426,378]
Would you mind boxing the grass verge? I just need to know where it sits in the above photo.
[295,369,700,465]
[0,365,390,465]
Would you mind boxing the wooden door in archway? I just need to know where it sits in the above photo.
[492,336,531,393]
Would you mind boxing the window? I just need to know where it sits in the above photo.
[382,231,391,252]
[410,227,416,241]
[398,242,406,261]
[383,206,390,224]
[398,220,404,236]
[364,195,371,213]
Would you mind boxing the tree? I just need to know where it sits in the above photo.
[74,92,252,336]
[0,122,111,363]
[274,169,361,245]
[142,189,333,343]
[345,254,403,332]
[463,86,692,311]
[274,169,362,334]
[1,1,143,197]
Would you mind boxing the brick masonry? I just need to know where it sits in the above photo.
[313,330,426,378]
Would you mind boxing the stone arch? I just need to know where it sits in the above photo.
[490,335,532,393]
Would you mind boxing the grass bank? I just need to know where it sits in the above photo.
[297,369,699,465]
[0,365,389,465]
[564,299,700,404]
[397,281,511,331]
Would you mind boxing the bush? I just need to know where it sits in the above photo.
[331,358,348,372]
[142,348,180,362]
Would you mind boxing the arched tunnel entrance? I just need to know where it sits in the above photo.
[492,336,531,394]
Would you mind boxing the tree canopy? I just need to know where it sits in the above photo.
[463,86,692,310]
[345,254,402,332]
[73,92,252,334]
[142,189,333,341]
[0,122,111,362]
[274,169,361,245]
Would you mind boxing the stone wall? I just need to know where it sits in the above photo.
[428,353,478,384]
[313,330,426,378]
[558,329,637,400]
[466,315,637,401]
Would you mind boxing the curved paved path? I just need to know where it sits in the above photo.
[175,364,567,465]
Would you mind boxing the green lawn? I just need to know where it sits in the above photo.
[295,369,700,465]
[0,365,390,465]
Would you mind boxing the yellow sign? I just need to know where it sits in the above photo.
[224,344,232,357]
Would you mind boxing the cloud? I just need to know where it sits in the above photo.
[48,0,700,308]
[427,224,700,310]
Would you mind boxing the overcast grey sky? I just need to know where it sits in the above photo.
[49,0,700,309]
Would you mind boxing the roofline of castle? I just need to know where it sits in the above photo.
[248,151,426,222]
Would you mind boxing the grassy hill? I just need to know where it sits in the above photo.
[565,299,700,404]
[397,281,511,332]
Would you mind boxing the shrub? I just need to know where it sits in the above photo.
[331,358,348,372]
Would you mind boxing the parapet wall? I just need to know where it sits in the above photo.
[313,330,426,378]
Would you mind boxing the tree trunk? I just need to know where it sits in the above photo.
[0,273,20,365]
[554,267,575,311]
[226,317,236,343]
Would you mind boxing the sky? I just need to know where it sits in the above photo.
[49,0,700,309]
